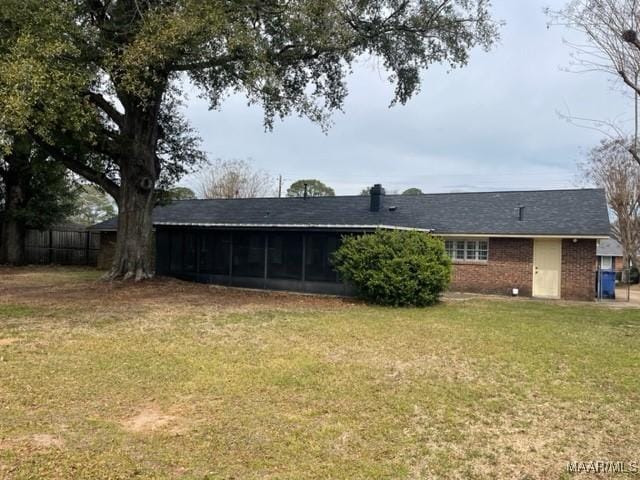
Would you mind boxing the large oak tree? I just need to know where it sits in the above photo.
[0,0,498,280]
[0,134,77,264]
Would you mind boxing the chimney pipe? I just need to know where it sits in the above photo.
[303,183,308,199]
[370,184,384,212]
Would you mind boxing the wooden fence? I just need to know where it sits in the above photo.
[24,229,100,266]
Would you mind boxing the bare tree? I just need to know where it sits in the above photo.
[197,159,276,199]
[552,0,640,164]
[580,137,640,268]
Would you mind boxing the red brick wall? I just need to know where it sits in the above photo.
[449,237,597,301]
[449,238,533,297]
[561,239,596,301]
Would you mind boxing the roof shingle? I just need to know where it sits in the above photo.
[91,188,611,237]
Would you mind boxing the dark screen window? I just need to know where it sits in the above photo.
[199,231,231,275]
[155,230,171,274]
[305,233,340,282]
[233,232,265,278]
[267,233,303,280]
[183,231,198,272]
[170,230,183,272]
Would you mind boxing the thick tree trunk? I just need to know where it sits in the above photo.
[106,171,155,281]
[0,218,25,265]
[105,87,164,281]
[0,139,29,265]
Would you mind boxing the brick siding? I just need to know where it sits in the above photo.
[561,239,596,301]
[449,237,597,301]
[449,238,533,297]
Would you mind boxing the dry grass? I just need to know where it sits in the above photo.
[0,266,639,479]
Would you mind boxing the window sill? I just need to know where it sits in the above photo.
[451,260,489,265]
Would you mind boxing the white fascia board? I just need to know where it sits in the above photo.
[153,222,432,232]
[439,233,610,240]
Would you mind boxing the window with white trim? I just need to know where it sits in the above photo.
[444,239,488,262]
[600,255,613,270]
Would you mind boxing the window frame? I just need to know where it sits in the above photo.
[444,238,489,264]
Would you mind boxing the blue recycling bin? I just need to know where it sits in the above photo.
[597,270,616,300]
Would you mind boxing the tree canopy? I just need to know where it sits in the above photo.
[0,0,499,279]
[402,188,423,195]
[0,135,77,263]
[69,184,117,226]
[156,186,197,205]
[287,179,335,197]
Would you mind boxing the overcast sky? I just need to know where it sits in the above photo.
[181,0,633,196]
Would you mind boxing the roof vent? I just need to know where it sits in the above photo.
[370,184,384,212]
[516,206,525,221]
[388,206,397,212]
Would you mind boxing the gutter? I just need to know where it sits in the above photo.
[440,233,610,240]
[152,222,433,232]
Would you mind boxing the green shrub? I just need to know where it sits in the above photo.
[332,229,451,307]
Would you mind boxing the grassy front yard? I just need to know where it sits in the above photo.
[0,267,639,479]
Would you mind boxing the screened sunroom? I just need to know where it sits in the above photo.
[155,227,355,295]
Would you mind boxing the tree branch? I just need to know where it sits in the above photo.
[86,91,125,128]
[617,68,640,96]
[171,53,245,72]
[629,145,640,166]
[32,136,120,200]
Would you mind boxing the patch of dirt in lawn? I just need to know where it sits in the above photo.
[0,266,357,315]
[122,406,184,434]
[30,434,64,448]
[0,338,18,346]
[0,434,64,451]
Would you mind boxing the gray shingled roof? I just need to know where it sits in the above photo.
[597,238,623,256]
[91,188,611,237]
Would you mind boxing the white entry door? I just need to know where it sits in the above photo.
[533,239,562,298]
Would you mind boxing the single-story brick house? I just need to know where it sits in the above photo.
[596,237,639,284]
[91,186,611,300]
[596,238,627,271]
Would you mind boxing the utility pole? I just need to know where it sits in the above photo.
[635,71,638,156]
[278,175,283,198]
